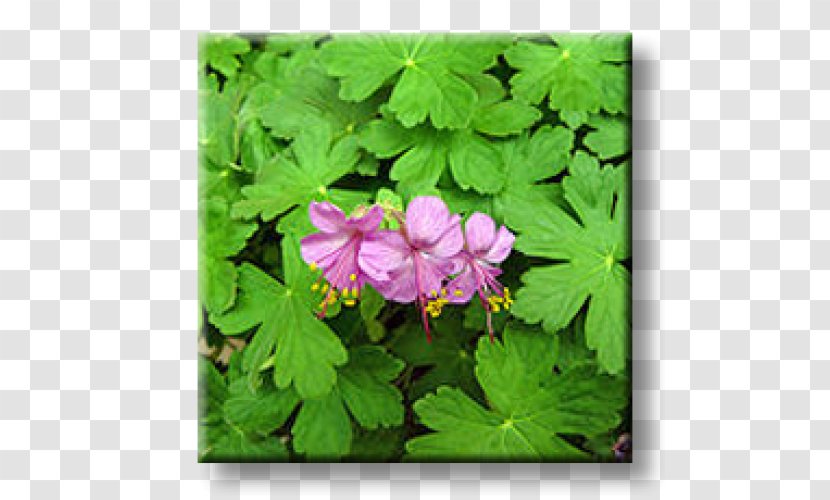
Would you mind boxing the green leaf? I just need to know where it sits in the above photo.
[198,356,291,463]
[359,284,387,342]
[360,116,504,195]
[502,157,630,374]
[348,427,405,462]
[199,74,239,170]
[239,118,279,174]
[209,261,348,398]
[473,322,558,415]
[542,363,629,436]
[203,429,288,462]
[231,124,361,222]
[375,187,403,229]
[223,379,299,435]
[338,346,405,429]
[462,297,510,334]
[406,327,627,460]
[259,54,383,144]
[264,34,319,55]
[201,34,251,78]
[554,313,595,371]
[472,100,541,136]
[442,125,573,223]
[390,312,480,401]
[199,198,258,315]
[293,391,353,460]
[321,34,510,129]
[292,346,405,460]
[199,358,227,426]
[583,114,630,160]
[505,34,631,123]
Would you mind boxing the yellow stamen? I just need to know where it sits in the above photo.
[328,295,337,305]
[453,289,463,297]
[441,288,448,296]
[351,287,359,298]
[344,299,356,307]
[309,262,318,271]
[491,303,501,313]
[320,283,329,294]
[349,273,357,281]
[311,283,320,291]
[430,290,438,298]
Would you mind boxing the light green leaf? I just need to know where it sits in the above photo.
[293,391,353,460]
[223,379,300,436]
[472,100,542,137]
[231,124,361,223]
[209,262,348,398]
[443,125,574,223]
[198,356,290,463]
[199,74,238,169]
[321,34,510,129]
[359,284,387,342]
[201,34,251,78]
[503,159,630,374]
[448,130,504,194]
[505,34,631,123]
[338,346,405,429]
[199,198,258,315]
[203,429,288,462]
[359,116,504,195]
[259,54,383,144]
[292,346,405,460]
[406,328,627,460]
[583,114,630,160]
[474,323,558,416]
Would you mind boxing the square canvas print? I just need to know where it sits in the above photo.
[198,33,631,463]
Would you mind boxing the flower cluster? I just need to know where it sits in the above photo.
[300,196,514,341]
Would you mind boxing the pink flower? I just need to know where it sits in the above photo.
[300,201,384,317]
[445,212,515,341]
[358,196,463,341]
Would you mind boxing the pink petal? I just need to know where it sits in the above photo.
[347,205,384,233]
[445,263,477,304]
[371,263,417,303]
[325,239,361,290]
[404,196,454,249]
[464,212,496,257]
[358,230,411,282]
[484,226,515,263]
[421,214,464,259]
[415,252,453,298]
[309,201,347,233]
[300,232,350,268]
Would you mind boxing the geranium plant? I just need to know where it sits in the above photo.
[199,33,632,463]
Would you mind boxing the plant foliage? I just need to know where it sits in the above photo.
[198,33,632,463]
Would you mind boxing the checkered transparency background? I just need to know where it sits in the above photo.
[1,0,829,498]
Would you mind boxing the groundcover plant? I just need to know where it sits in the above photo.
[199,33,631,463]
